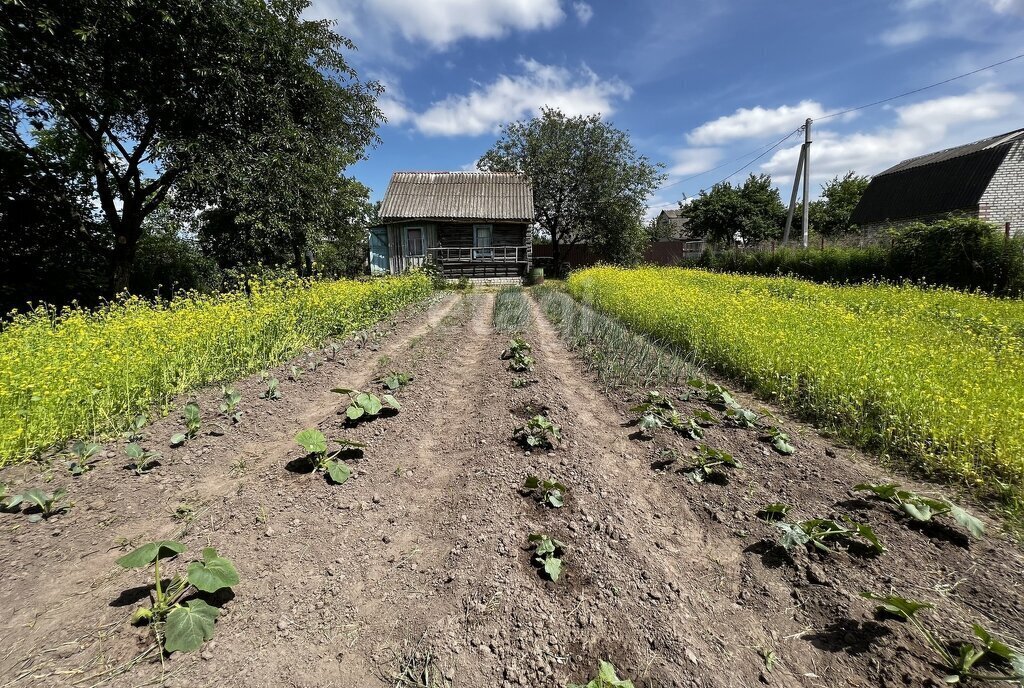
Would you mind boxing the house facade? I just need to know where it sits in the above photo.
[654,208,690,240]
[369,172,534,283]
[850,128,1024,236]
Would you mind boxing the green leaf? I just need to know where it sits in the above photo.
[21,488,48,509]
[845,518,885,553]
[346,404,364,420]
[761,503,792,519]
[295,428,327,455]
[125,443,144,459]
[325,460,352,485]
[902,500,935,522]
[356,392,382,415]
[596,660,635,687]
[186,548,240,593]
[776,522,810,550]
[548,491,564,508]
[543,555,562,582]
[860,592,932,619]
[170,433,187,447]
[331,388,356,396]
[772,436,795,455]
[523,475,541,490]
[381,394,401,410]
[117,540,185,568]
[947,504,985,538]
[163,599,219,653]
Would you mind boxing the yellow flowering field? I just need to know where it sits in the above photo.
[0,274,432,464]
[568,266,1024,499]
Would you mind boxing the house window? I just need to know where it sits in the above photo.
[473,224,493,258]
[406,227,424,256]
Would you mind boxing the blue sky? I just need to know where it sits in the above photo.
[308,0,1024,216]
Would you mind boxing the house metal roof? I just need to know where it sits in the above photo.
[379,171,534,223]
[659,209,687,220]
[850,128,1024,225]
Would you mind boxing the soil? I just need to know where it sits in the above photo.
[1,290,1022,688]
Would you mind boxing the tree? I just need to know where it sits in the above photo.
[478,108,664,273]
[1,0,382,293]
[686,173,786,245]
[809,172,871,241]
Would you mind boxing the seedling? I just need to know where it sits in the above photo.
[288,365,304,382]
[690,380,758,427]
[326,341,343,362]
[66,440,101,475]
[117,541,239,653]
[522,476,567,508]
[758,502,793,521]
[775,516,884,554]
[763,427,795,455]
[511,377,535,389]
[502,337,535,372]
[517,414,562,449]
[20,487,71,521]
[1,482,23,512]
[568,661,635,688]
[219,387,243,424]
[853,483,984,538]
[170,403,201,446]
[294,428,364,484]
[630,391,680,435]
[260,375,282,400]
[125,443,160,474]
[685,444,741,483]
[331,388,400,421]
[862,592,1024,684]
[378,371,414,391]
[528,533,565,582]
[123,414,147,442]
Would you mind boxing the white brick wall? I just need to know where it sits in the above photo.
[979,139,1024,237]
[446,277,525,286]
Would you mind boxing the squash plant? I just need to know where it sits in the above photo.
[122,414,147,442]
[117,541,239,653]
[685,444,741,483]
[528,533,565,582]
[763,427,795,455]
[517,414,562,449]
[260,375,282,400]
[170,403,201,447]
[502,337,535,372]
[853,483,984,538]
[378,371,414,391]
[4,487,71,521]
[862,592,1024,684]
[294,428,364,484]
[331,388,400,421]
[522,475,567,508]
[775,516,884,554]
[568,661,635,688]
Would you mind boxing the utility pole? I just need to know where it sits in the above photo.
[783,118,813,248]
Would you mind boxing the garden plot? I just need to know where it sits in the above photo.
[0,288,1021,688]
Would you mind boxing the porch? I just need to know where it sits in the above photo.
[427,245,530,278]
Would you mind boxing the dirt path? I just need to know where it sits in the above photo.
[2,288,1022,688]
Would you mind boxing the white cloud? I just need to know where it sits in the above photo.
[984,0,1024,14]
[668,147,721,176]
[880,22,930,46]
[406,58,630,137]
[686,100,834,145]
[573,2,594,25]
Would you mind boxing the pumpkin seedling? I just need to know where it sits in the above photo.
[511,377,536,389]
[502,337,535,372]
[522,476,568,508]
[853,483,984,538]
[260,375,282,400]
[775,516,884,554]
[861,592,1024,684]
[378,371,414,391]
[630,391,680,435]
[517,414,562,449]
[691,380,758,427]
[117,540,239,653]
[758,502,793,521]
[568,661,636,688]
[122,414,147,442]
[685,444,741,483]
[170,403,201,447]
[125,443,161,474]
[528,533,565,582]
[763,427,795,455]
[20,487,71,521]
[66,440,101,476]
[331,388,400,421]
[294,428,364,484]
[219,387,243,424]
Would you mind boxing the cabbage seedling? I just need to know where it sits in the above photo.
[294,428,364,484]
[122,414,147,442]
[528,533,565,582]
[517,414,562,449]
[125,443,160,474]
[853,483,984,538]
[0,482,23,512]
[861,592,1024,684]
[776,516,884,554]
[260,376,282,400]
[568,661,635,688]
[170,403,201,446]
[378,371,413,391]
[117,541,239,653]
[20,487,71,521]
[66,440,101,475]
[522,476,567,508]
[219,387,243,424]
[685,445,741,483]
[331,388,400,421]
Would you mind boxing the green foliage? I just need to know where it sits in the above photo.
[528,533,566,582]
[684,445,742,483]
[502,337,535,372]
[378,371,414,391]
[758,502,793,521]
[686,173,786,245]
[219,387,243,424]
[125,443,160,474]
[122,414,148,443]
[763,427,795,455]
[170,403,201,446]
[853,483,984,538]
[862,592,1024,684]
[522,475,568,508]
[0,482,22,512]
[331,388,400,421]
[493,287,532,333]
[66,440,101,475]
[517,414,562,449]
[478,107,665,272]
[689,380,758,427]
[808,172,871,239]
[117,541,238,653]
[294,428,363,484]
[568,661,636,688]
[7,487,72,521]
[260,376,282,401]
[776,516,884,554]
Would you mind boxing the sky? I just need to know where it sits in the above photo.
[307,0,1024,218]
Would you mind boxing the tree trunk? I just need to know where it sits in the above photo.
[109,218,142,296]
[551,233,562,278]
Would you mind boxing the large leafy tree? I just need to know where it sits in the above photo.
[0,0,382,293]
[809,171,871,240]
[686,173,786,245]
[478,107,664,272]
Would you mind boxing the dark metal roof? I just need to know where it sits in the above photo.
[659,209,687,220]
[850,128,1024,225]
[379,172,534,223]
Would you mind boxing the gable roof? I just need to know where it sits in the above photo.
[379,171,534,223]
[658,209,686,220]
[850,128,1024,226]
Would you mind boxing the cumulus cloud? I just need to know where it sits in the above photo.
[880,22,931,46]
[686,100,833,145]
[403,59,630,137]
[573,2,594,25]
[668,147,721,176]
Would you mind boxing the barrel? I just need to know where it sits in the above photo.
[528,267,545,285]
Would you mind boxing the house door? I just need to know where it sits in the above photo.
[473,224,493,259]
[369,229,390,275]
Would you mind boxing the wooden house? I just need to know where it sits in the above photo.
[369,171,535,283]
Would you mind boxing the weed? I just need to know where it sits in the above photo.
[170,403,201,447]
[502,337,535,372]
[378,371,414,391]
[219,387,243,424]
[125,443,160,474]
[684,444,742,483]
[568,661,635,688]
[229,458,247,476]
[522,475,567,508]
[517,414,562,449]
[853,483,984,538]
[775,516,884,554]
[862,592,1024,683]
[117,541,239,653]
[528,533,565,582]
[295,428,364,484]
[332,388,400,421]
[66,440,101,476]
[260,375,282,400]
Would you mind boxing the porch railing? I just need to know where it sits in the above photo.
[427,246,529,263]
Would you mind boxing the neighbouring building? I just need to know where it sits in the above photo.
[850,128,1024,236]
[654,208,691,240]
[369,171,534,284]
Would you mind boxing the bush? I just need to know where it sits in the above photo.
[696,246,890,284]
